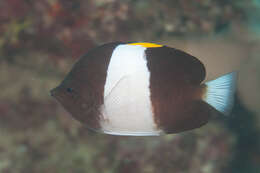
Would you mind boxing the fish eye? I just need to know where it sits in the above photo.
[66,88,73,93]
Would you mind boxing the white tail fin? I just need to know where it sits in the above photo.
[203,72,237,115]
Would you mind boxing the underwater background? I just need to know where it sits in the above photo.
[0,0,260,172]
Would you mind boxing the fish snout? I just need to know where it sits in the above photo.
[50,87,59,97]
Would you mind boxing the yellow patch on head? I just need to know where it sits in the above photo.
[128,42,163,48]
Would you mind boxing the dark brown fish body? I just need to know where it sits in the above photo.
[51,42,236,136]
[51,42,120,130]
[145,46,210,133]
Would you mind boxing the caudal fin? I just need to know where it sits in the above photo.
[203,72,237,115]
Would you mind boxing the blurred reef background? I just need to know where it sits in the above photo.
[0,0,260,173]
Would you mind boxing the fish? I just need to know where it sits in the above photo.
[50,42,237,136]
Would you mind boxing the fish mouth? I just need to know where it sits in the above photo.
[50,86,60,98]
[50,88,56,97]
